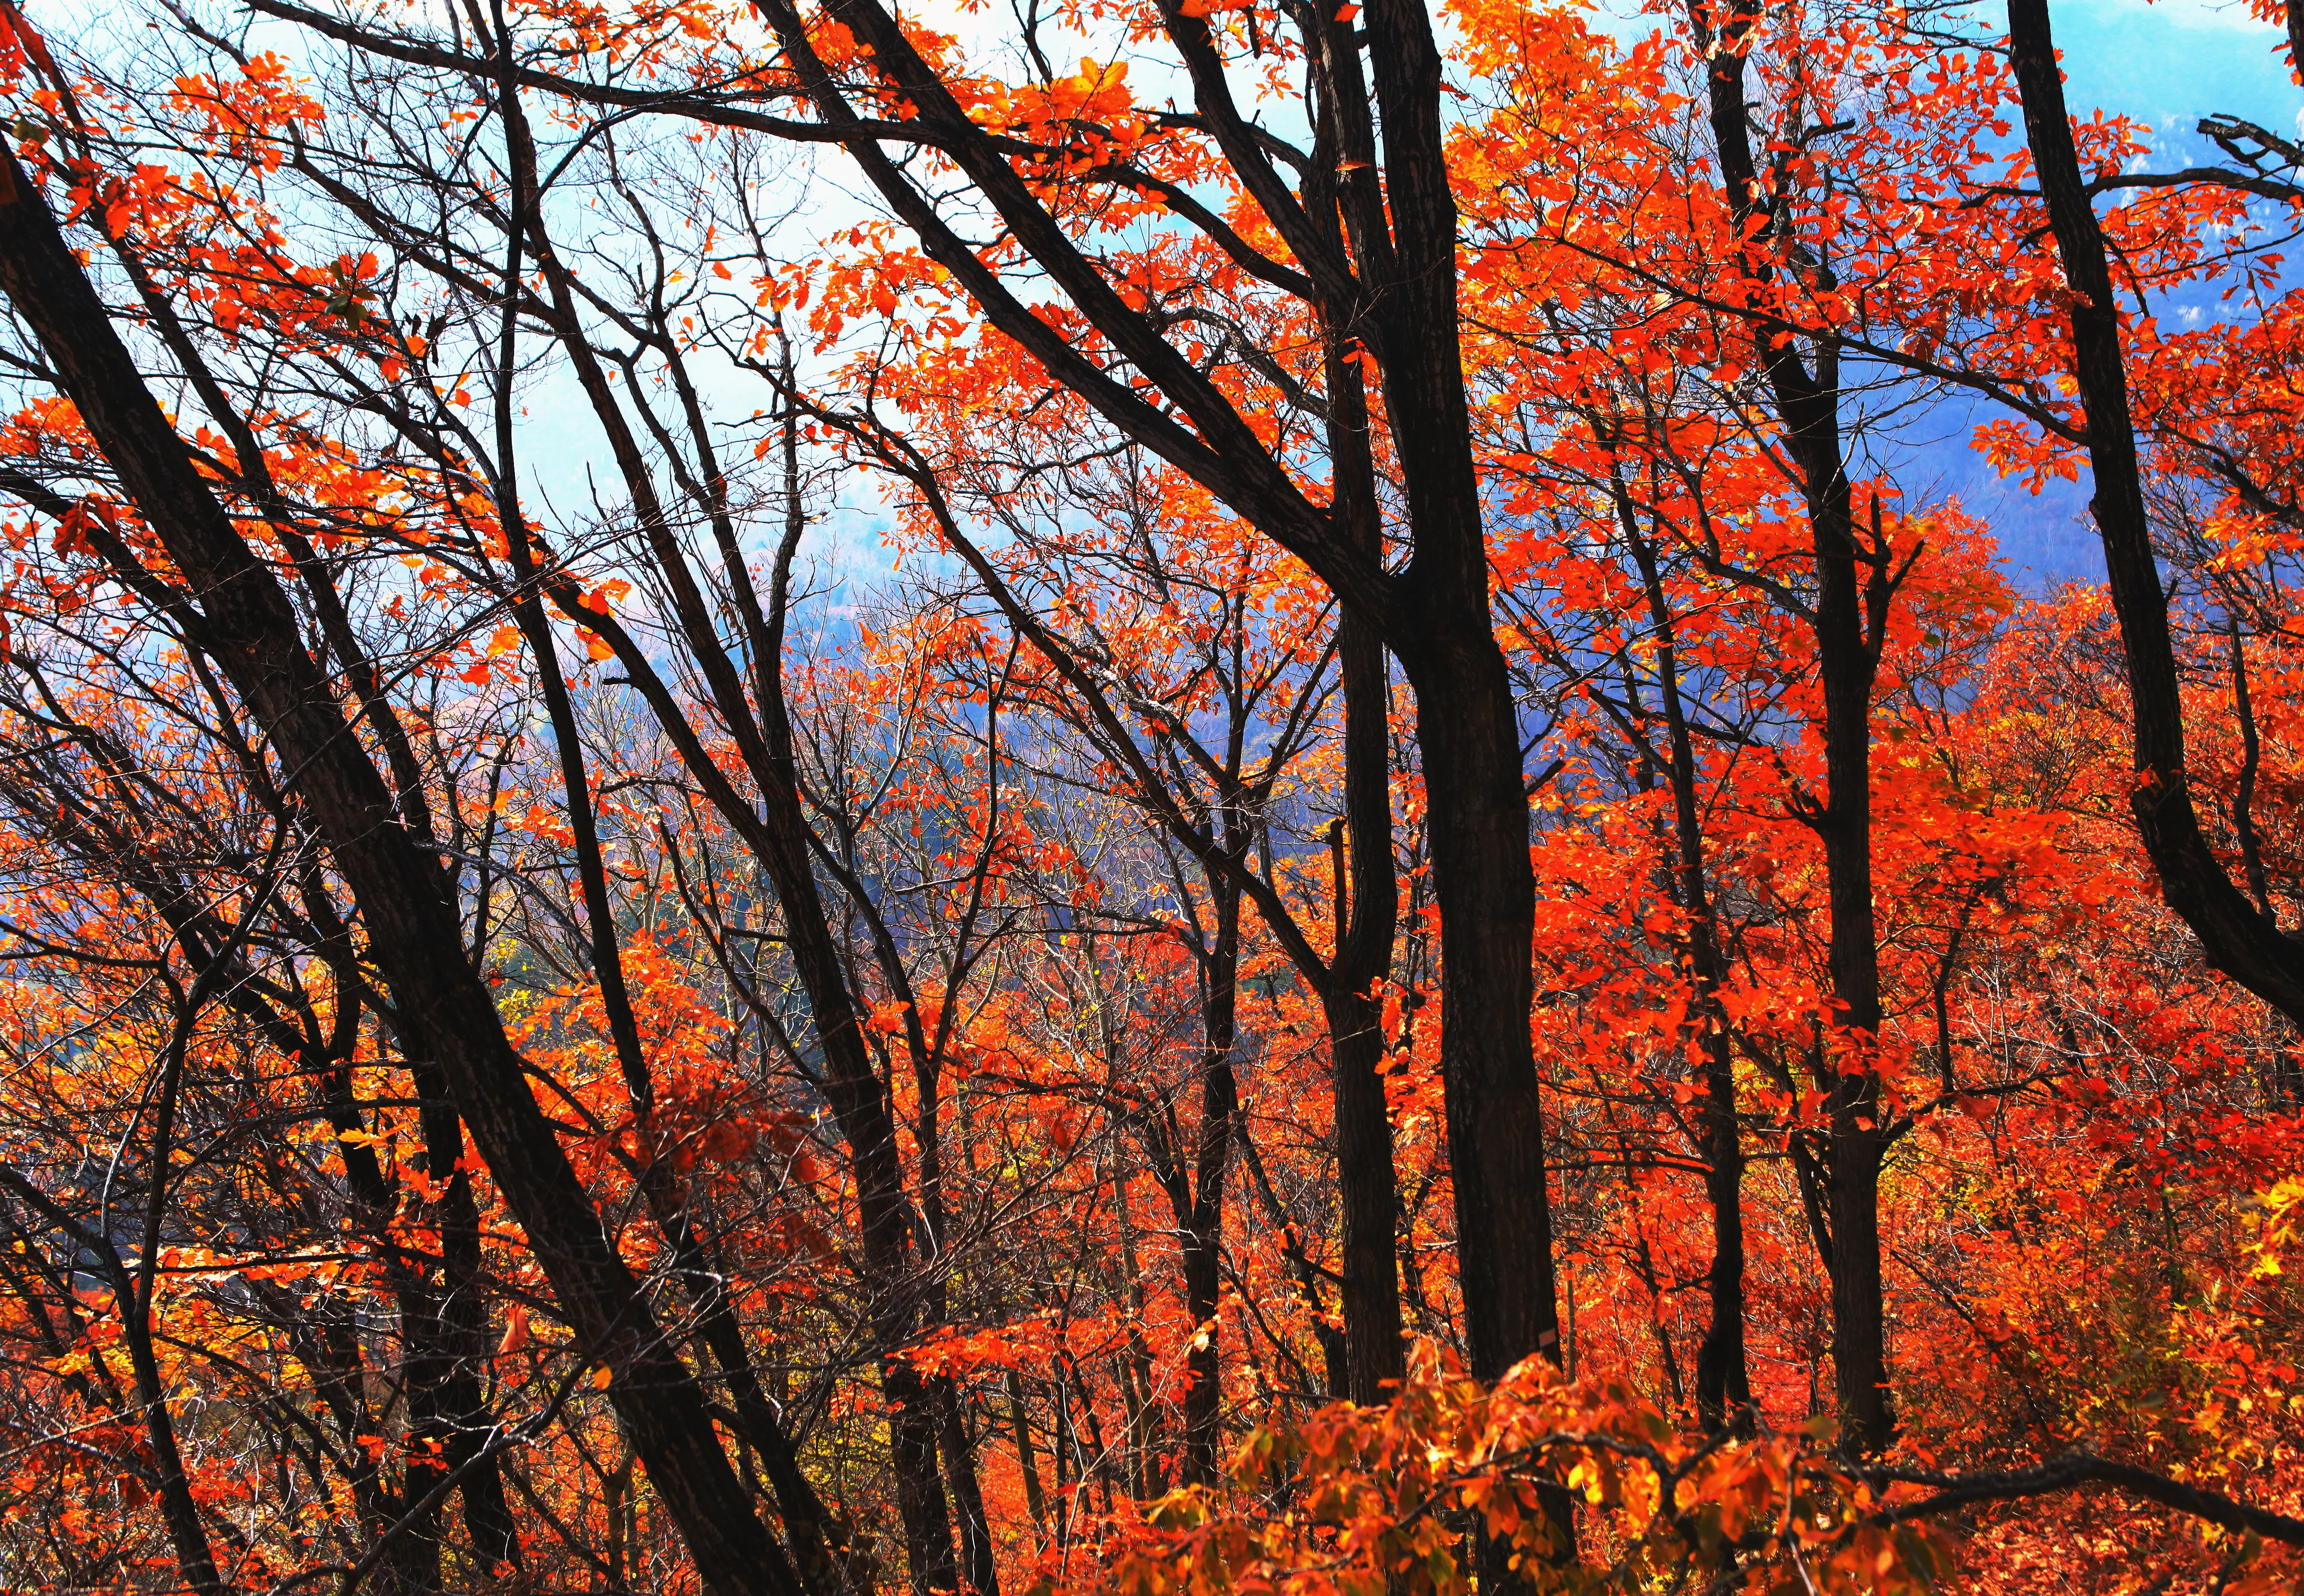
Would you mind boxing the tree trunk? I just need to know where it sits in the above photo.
[1392,630,1561,1382]
[1365,0,1563,1388]
[1319,330,1406,1407]
[1325,985,1403,1405]
[2006,0,2304,1024]
[1181,878,1241,1484]
[1623,507,1753,1433]
[1696,9,1894,1452]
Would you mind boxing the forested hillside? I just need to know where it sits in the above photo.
[0,0,2295,1588]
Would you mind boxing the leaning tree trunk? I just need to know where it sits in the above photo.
[2007,0,2304,1024]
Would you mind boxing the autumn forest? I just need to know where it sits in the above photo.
[0,0,2295,1587]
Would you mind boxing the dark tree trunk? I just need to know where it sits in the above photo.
[1318,324,1406,1408]
[1696,7,1895,1453]
[1391,630,1561,1383]
[401,1064,522,1584]
[1181,879,1242,1483]
[1622,507,1752,1434]
[1809,482,1893,1453]
[2007,0,2304,1024]
[1363,0,1563,1388]
[1324,981,1404,1406]
[933,1379,997,1594]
